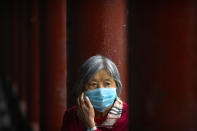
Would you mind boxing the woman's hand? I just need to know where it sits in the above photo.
[77,92,96,128]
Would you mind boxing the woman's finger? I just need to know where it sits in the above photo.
[80,93,87,109]
[85,96,93,109]
[77,97,80,108]
[77,97,83,114]
[80,92,85,104]
[82,93,90,112]
[76,97,81,117]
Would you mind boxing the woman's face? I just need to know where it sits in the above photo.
[84,69,116,91]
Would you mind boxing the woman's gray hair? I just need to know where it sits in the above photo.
[74,55,122,97]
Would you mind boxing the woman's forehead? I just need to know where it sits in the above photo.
[89,69,113,81]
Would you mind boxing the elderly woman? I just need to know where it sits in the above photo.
[61,55,128,131]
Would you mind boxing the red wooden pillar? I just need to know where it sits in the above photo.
[10,0,21,127]
[1,1,11,83]
[11,0,19,94]
[39,0,67,130]
[129,1,197,130]
[27,0,40,130]
[18,0,28,114]
[67,0,128,107]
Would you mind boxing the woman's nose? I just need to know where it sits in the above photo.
[97,83,103,88]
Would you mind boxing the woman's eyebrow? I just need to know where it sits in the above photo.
[89,79,98,82]
[104,78,112,82]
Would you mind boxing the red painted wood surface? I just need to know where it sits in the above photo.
[10,0,22,127]
[27,0,40,130]
[67,0,128,107]
[18,0,28,113]
[11,0,19,94]
[39,0,67,130]
[129,1,197,130]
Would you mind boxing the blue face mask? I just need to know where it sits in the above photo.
[84,88,117,112]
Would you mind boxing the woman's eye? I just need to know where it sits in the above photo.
[89,83,97,87]
[104,82,111,86]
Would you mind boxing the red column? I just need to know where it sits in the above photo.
[18,0,28,114]
[1,1,11,83]
[10,0,21,127]
[39,0,67,130]
[11,0,19,94]
[27,0,40,130]
[67,0,128,107]
[129,1,197,130]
